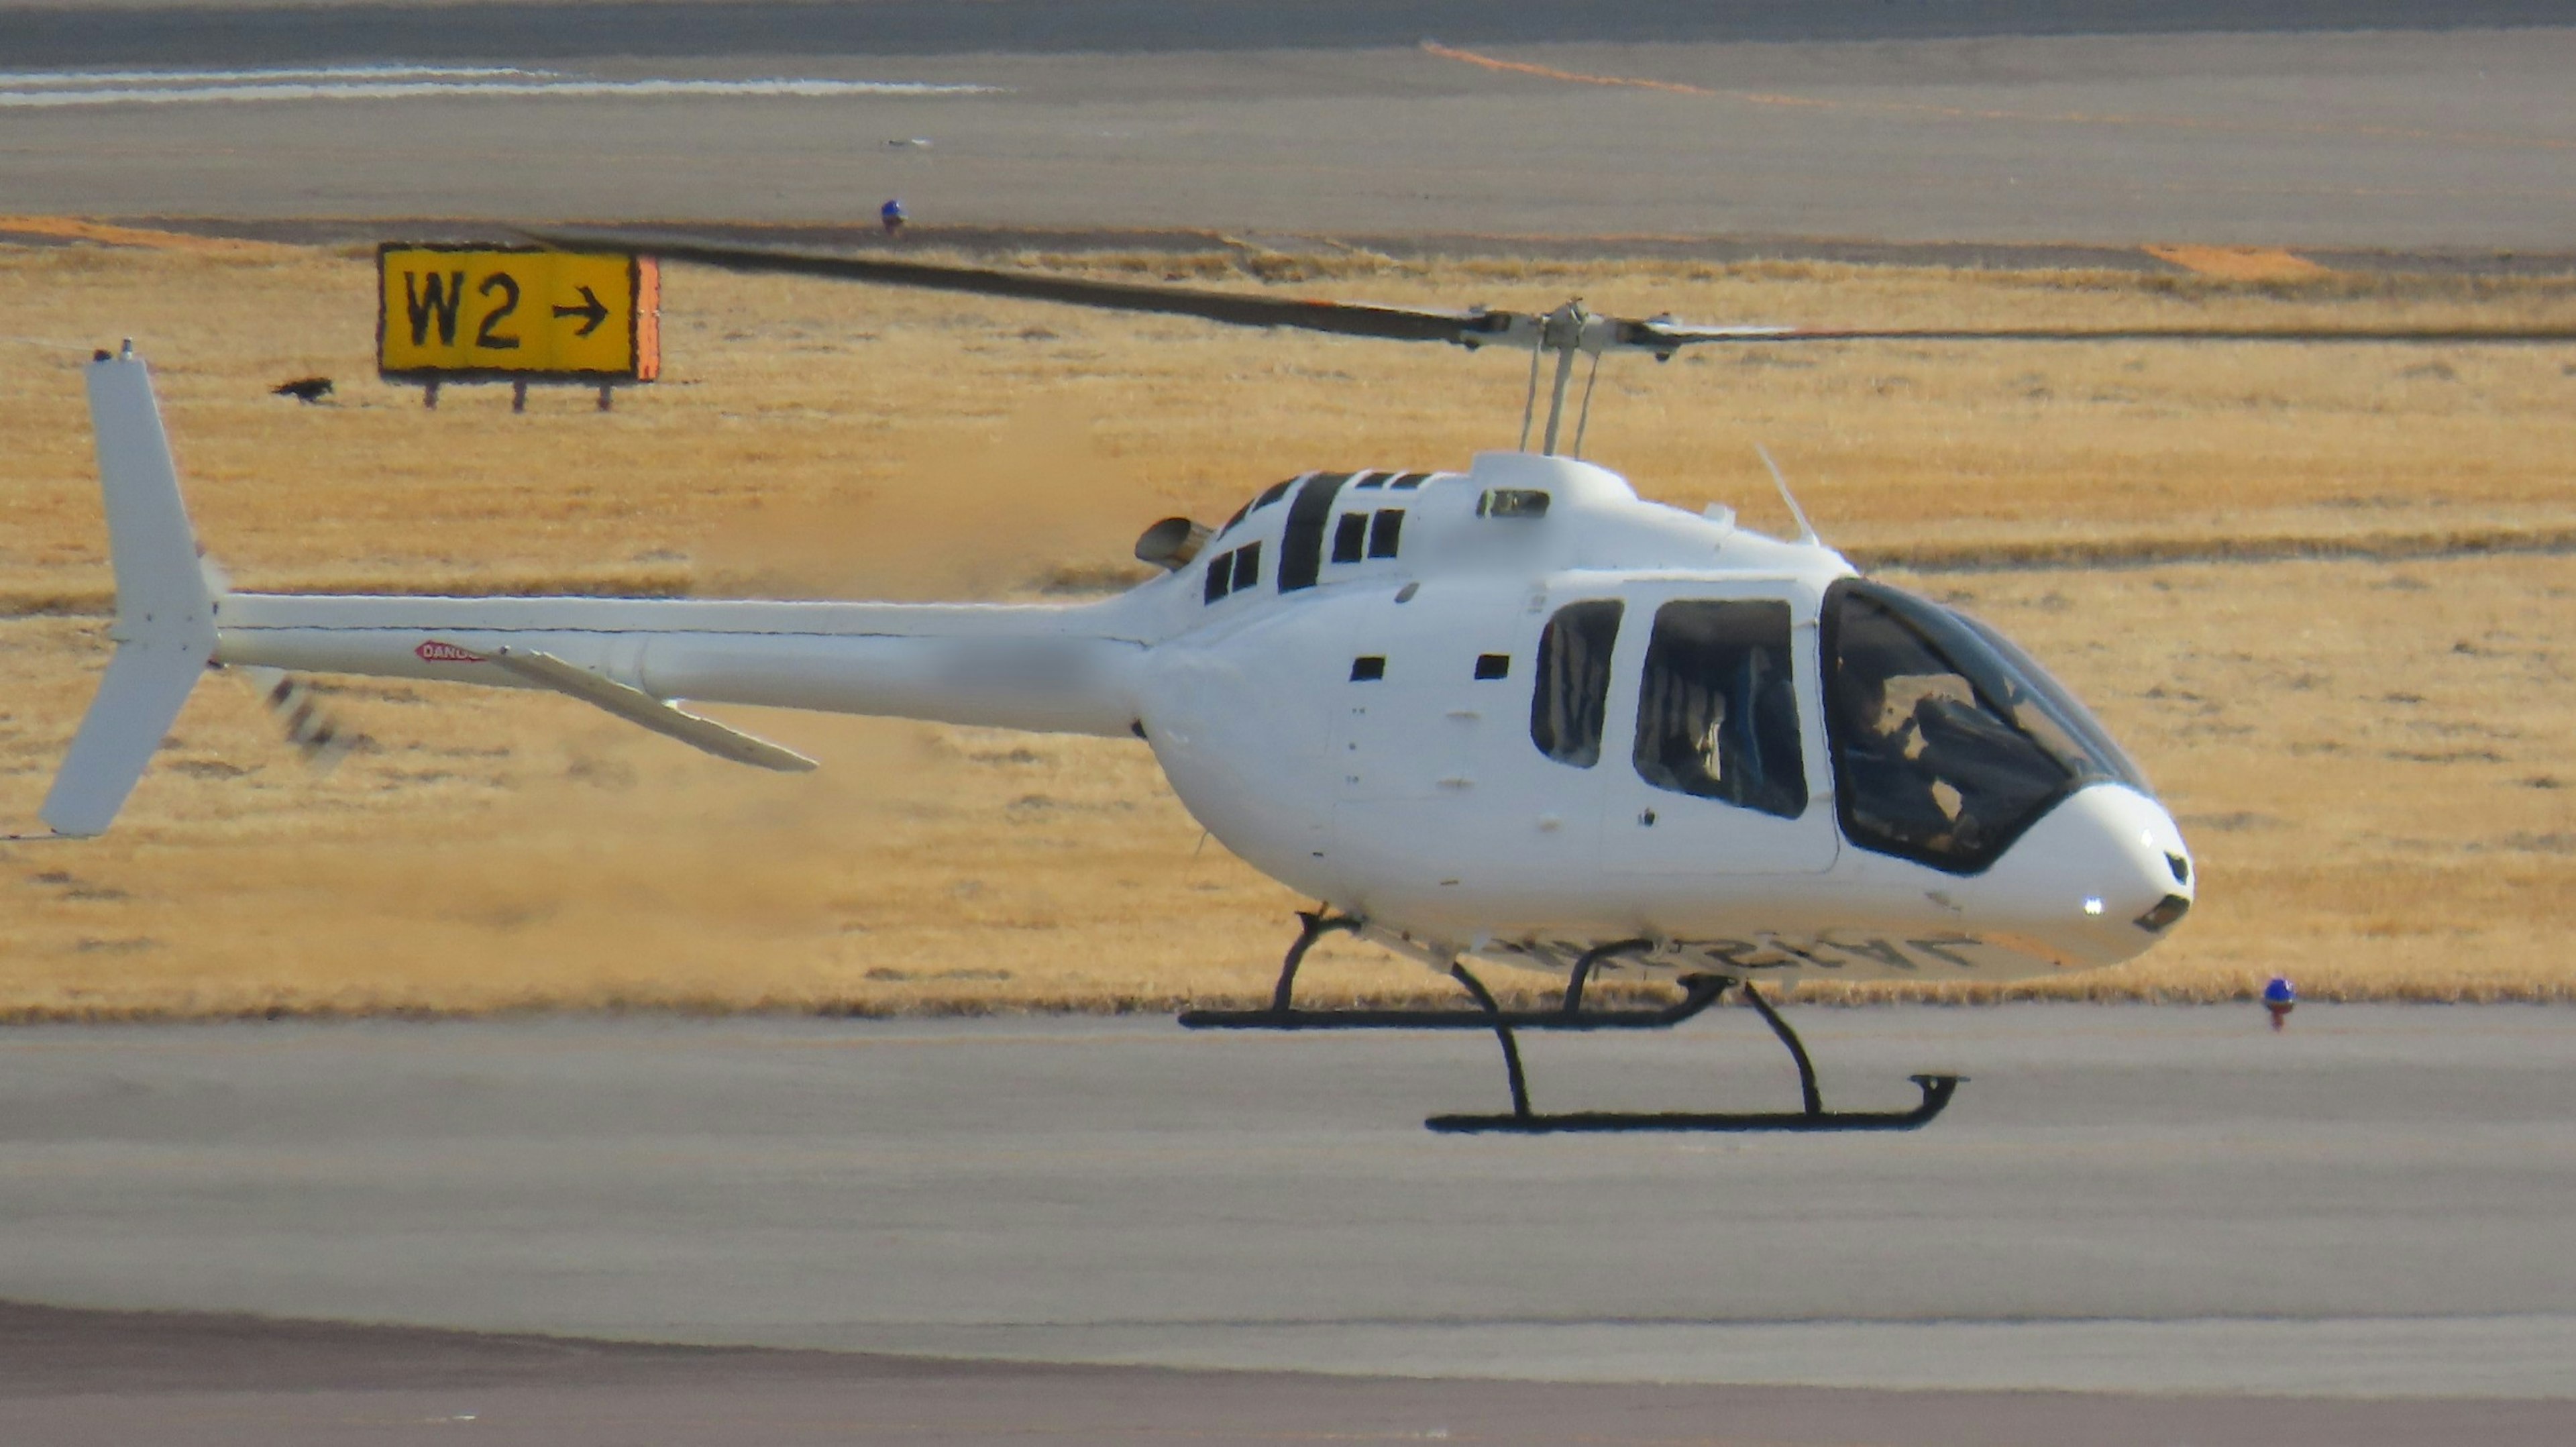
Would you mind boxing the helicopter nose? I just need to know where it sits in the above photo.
[1993,784,2196,963]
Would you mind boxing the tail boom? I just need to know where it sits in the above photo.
[212,592,1150,738]
[40,345,1151,837]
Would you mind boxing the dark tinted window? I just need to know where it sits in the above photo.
[1631,601,1807,819]
[1368,509,1405,558]
[1203,552,1230,603]
[1823,580,2141,873]
[1474,653,1510,680]
[1529,600,1623,767]
[1231,541,1261,593]
[1478,488,1550,519]
[1350,655,1386,682]
[1332,513,1367,564]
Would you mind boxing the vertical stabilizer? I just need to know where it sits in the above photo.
[39,345,218,836]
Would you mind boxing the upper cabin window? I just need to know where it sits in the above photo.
[1330,509,1405,565]
[1823,580,2145,873]
[1332,513,1368,564]
[1203,541,1262,604]
[1528,600,1623,767]
[1631,600,1807,820]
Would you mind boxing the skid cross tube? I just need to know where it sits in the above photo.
[1274,908,1361,1012]
[1179,919,1729,1032]
[1735,976,1823,1116]
[1447,961,1532,1121]
[1560,937,1654,1016]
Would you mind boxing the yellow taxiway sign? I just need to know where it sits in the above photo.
[378,246,660,382]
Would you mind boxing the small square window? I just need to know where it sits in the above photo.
[1368,508,1405,558]
[1474,653,1511,680]
[1350,655,1387,682]
[1233,541,1262,592]
[1203,551,1231,604]
[1332,513,1368,564]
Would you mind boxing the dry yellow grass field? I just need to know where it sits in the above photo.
[1,240,2571,1017]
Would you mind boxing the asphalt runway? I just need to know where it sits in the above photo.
[4,1302,2569,1447]
[2,1005,2572,1442]
[1,4,2573,248]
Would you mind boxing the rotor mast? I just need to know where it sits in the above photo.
[1519,302,1621,457]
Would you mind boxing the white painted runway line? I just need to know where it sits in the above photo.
[0,66,998,109]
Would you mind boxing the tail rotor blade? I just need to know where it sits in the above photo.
[239,667,367,773]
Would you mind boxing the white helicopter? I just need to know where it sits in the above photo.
[36,237,2574,1132]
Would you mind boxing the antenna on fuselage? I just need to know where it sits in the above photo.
[1756,443,1821,546]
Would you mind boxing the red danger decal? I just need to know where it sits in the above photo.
[416,640,485,663]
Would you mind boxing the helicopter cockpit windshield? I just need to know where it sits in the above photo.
[1822,580,2147,873]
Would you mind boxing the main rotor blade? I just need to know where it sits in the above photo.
[1638,323,2576,347]
[531,228,1519,347]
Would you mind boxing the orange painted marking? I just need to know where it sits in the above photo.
[2142,244,2331,280]
[1418,41,2576,153]
[1420,40,1822,107]
[0,215,288,255]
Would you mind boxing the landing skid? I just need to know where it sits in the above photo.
[1428,1074,1961,1134]
[1179,911,1964,1134]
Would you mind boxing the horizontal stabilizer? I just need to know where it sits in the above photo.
[490,647,817,772]
[42,641,204,836]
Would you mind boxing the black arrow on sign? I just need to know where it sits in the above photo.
[551,286,610,337]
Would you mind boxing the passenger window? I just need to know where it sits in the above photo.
[1368,509,1404,558]
[1631,601,1807,819]
[1332,513,1367,564]
[1528,600,1623,767]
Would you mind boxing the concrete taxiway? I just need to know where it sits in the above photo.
[1,1006,2571,1417]
[1,3,2573,248]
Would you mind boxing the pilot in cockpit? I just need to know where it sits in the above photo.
[1835,673,1958,852]
[1838,669,2065,858]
